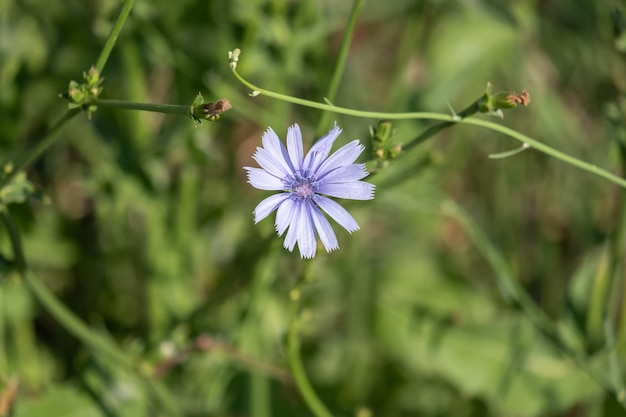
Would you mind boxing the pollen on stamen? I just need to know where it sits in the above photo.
[245,123,375,258]
[292,179,315,199]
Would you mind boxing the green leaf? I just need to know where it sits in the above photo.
[0,172,42,206]
[14,385,103,417]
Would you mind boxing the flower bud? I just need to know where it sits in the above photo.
[189,92,232,125]
[65,66,103,119]
[228,48,241,70]
[477,83,530,116]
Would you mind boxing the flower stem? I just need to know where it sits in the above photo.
[287,263,335,417]
[0,108,80,190]
[603,141,626,406]
[97,99,191,116]
[0,212,182,416]
[232,67,447,121]
[231,68,626,189]
[94,0,135,74]
[316,0,365,134]
[402,101,480,152]
[0,100,191,193]
[287,301,334,417]
[1,0,136,190]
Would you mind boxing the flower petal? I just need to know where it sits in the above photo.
[297,202,317,259]
[315,140,365,177]
[245,167,285,190]
[315,196,360,233]
[283,201,301,252]
[253,147,291,179]
[302,123,342,173]
[286,124,304,172]
[253,193,290,223]
[275,196,297,236]
[319,164,369,184]
[261,127,294,173]
[310,205,338,252]
[317,181,375,200]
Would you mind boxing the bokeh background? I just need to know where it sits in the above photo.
[2,0,626,416]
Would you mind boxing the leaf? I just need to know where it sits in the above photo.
[14,385,102,417]
[375,253,602,417]
[0,172,43,206]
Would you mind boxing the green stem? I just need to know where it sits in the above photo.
[402,101,480,152]
[459,119,626,189]
[316,0,365,133]
[231,68,626,189]
[0,108,80,190]
[1,0,135,192]
[0,212,133,366]
[94,0,135,73]
[605,318,626,406]
[287,300,334,417]
[603,141,626,406]
[232,67,447,121]
[0,212,182,416]
[97,99,191,116]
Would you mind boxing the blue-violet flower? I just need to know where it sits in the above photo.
[245,123,375,258]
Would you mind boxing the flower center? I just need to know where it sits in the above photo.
[288,174,317,200]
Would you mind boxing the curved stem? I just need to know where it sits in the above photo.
[402,101,480,152]
[231,68,626,189]
[0,212,182,416]
[0,212,135,367]
[232,67,447,121]
[0,101,190,197]
[97,99,190,115]
[288,300,334,417]
[603,141,626,406]
[458,119,626,189]
[95,0,135,73]
[286,262,335,417]
[316,0,365,133]
[0,108,80,190]
[1,0,136,190]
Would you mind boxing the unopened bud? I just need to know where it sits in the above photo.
[478,83,530,116]
[228,48,241,70]
[190,92,232,124]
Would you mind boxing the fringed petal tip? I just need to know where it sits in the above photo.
[246,122,375,258]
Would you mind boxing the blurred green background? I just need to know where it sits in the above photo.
[2,0,626,416]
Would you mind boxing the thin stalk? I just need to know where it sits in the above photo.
[250,373,271,417]
[0,211,134,368]
[286,262,334,417]
[603,141,626,406]
[232,67,447,120]
[316,0,365,133]
[0,212,182,416]
[1,0,134,191]
[605,319,626,405]
[231,68,626,189]
[94,0,135,73]
[0,108,80,190]
[287,302,334,417]
[97,99,190,115]
[402,101,480,152]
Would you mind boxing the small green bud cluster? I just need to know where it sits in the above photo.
[370,120,401,169]
[65,67,103,119]
[228,49,241,70]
